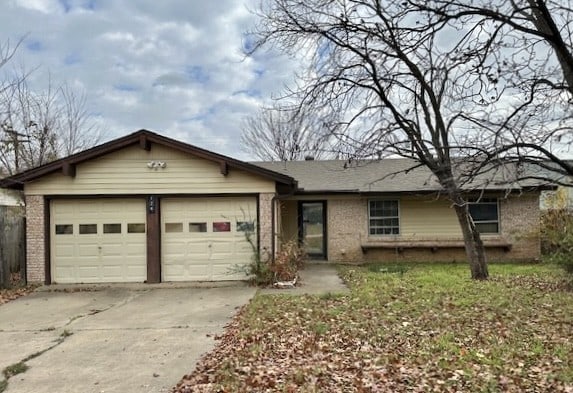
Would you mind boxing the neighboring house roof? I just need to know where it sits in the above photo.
[0,129,298,190]
[254,159,557,194]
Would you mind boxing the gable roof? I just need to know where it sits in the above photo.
[0,129,297,190]
[254,159,557,194]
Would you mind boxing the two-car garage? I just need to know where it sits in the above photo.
[50,196,257,284]
[5,130,294,285]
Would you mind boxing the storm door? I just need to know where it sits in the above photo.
[298,201,327,259]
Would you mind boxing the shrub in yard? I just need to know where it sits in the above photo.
[540,189,573,273]
[237,218,306,285]
[270,240,307,282]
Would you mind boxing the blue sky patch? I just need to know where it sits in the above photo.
[64,53,81,65]
[26,40,43,52]
[58,0,97,13]
[185,65,209,84]
[58,0,72,13]
[114,84,138,92]
[242,34,256,53]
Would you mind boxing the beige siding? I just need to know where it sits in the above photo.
[400,198,462,238]
[25,144,276,195]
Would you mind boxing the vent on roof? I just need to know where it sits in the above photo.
[304,155,315,161]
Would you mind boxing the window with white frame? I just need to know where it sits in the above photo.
[369,200,400,235]
[468,198,499,234]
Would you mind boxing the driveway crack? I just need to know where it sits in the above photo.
[0,329,74,392]
[63,290,147,327]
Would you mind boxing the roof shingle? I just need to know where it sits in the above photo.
[254,159,554,194]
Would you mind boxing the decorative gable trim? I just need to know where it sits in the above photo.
[0,129,297,190]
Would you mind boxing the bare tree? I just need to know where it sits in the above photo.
[0,72,104,175]
[241,103,335,161]
[58,83,103,156]
[407,0,573,181]
[247,0,573,279]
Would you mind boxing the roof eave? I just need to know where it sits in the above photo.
[1,129,297,189]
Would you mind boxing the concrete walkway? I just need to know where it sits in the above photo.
[260,263,349,295]
[0,286,256,393]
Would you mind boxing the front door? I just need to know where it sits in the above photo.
[299,201,327,259]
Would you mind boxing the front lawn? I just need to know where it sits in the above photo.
[174,263,573,392]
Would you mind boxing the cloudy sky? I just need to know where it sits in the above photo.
[0,0,299,160]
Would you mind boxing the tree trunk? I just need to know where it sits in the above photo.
[527,0,573,95]
[452,203,489,280]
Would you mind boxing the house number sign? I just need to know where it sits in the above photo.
[148,196,156,213]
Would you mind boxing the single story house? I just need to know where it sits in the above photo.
[0,130,553,285]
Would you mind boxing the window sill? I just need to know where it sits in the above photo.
[361,238,512,253]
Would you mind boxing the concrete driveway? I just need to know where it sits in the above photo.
[0,285,256,393]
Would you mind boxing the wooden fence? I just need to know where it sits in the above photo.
[0,206,25,288]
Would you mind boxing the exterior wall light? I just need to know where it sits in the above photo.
[147,161,167,170]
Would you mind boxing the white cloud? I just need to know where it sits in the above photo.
[0,0,301,159]
[14,0,61,13]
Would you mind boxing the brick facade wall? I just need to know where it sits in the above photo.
[499,194,541,260]
[327,198,367,262]
[25,195,45,283]
[324,193,541,264]
[259,193,275,262]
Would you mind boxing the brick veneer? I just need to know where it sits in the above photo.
[325,193,541,263]
[259,193,275,262]
[327,198,367,262]
[498,194,541,260]
[25,195,45,283]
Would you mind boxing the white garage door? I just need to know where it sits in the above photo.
[51,199,147,284]
[161,197,257,281]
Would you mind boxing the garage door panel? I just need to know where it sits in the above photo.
[186,265,212,281]
[53,266,73,282]
[126,265,146,276]
[77,265,99,278]
[51,199,146,284]
[54,245,74,258]
[101,244,123,256]
[186,242,210,254]
[102,265,122,278]
[212,264,244,281]
[162,264,184,277]
[161,197,256,281]
[78,244,99,257]
[126,241,146,256]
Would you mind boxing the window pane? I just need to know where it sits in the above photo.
[55,224,73,235]
[165,223,183,233]
[469,203,498,221]
[189,222,207,233]
[476,222,499,233]
[103,224,121,234]
[468,199,499,234]
[127,223,146,233]
[79,224,97,235]
[237,221,255,232]
[213,222,231,232]
[369,200,399,235]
